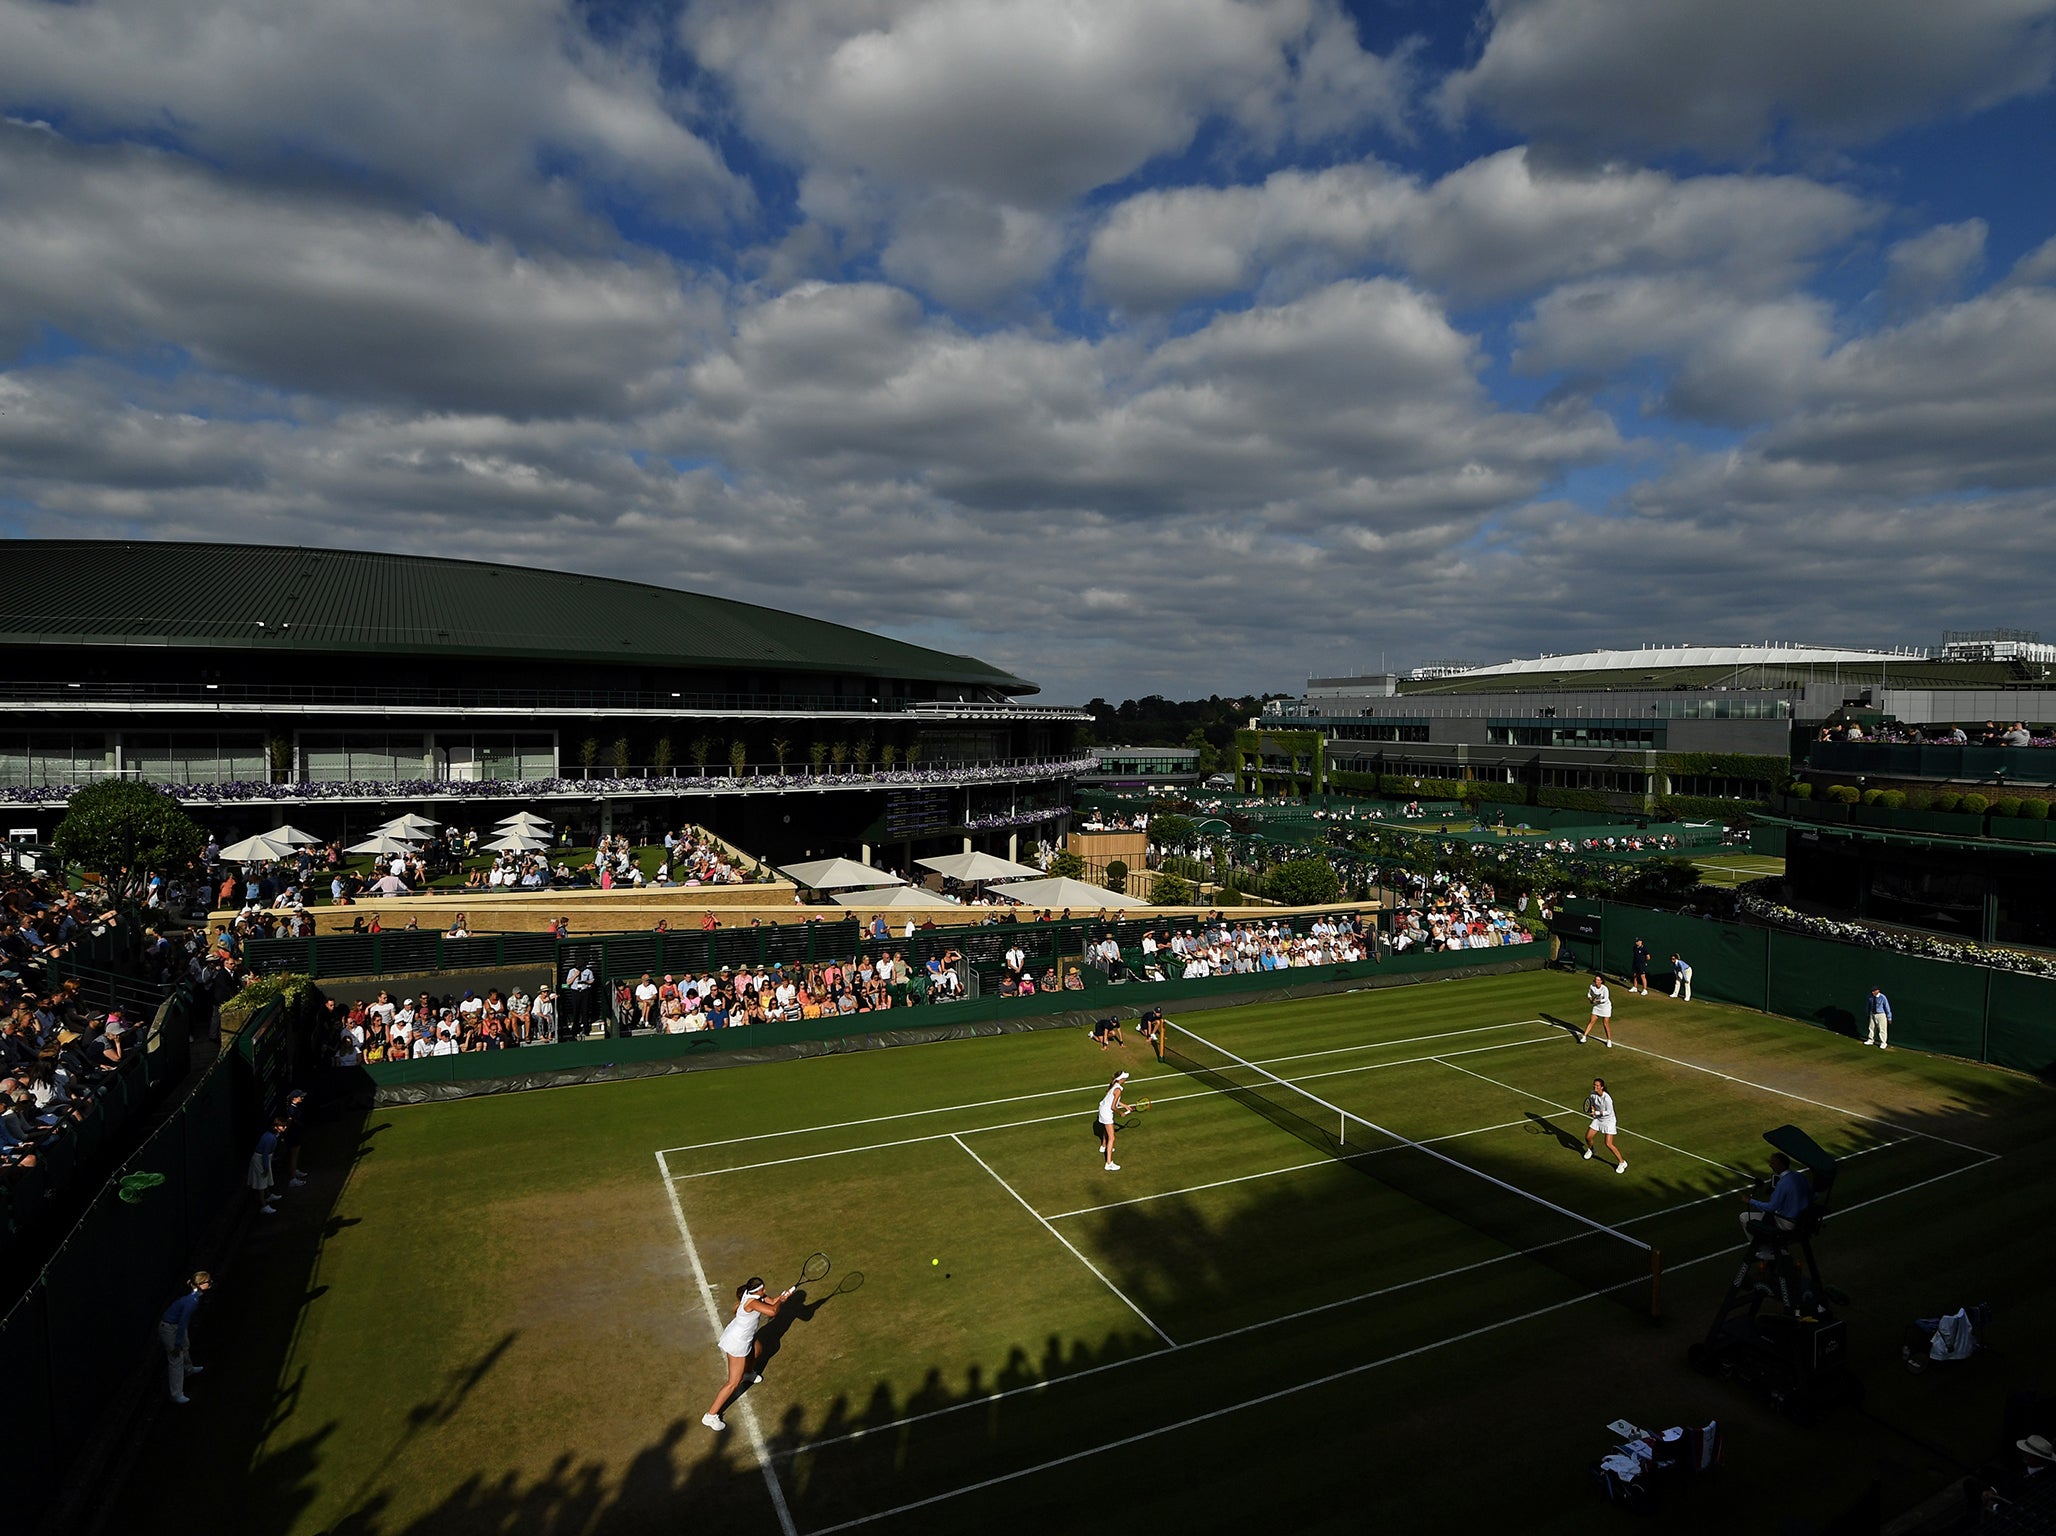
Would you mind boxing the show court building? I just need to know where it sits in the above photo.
[0,542,1090,866]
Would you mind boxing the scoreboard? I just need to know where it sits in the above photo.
[885,788,953,838]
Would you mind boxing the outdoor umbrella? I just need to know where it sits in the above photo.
[830,885,959,909]
[987,876,1149,909]
[483,831,551,853]
[494,812,553,829]
[379,813,441,835]
[347,832,424,857]
[915,851,1044,883]
[218,831,298,862]
[777,857,903,891]
[267,824,323,846]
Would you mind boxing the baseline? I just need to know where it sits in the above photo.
[654,1150,798,1536]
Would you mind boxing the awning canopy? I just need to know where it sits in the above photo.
[777,857,903,891]
[988,875,1150,909]
[830,885,961,909]
[916,851,1045,883]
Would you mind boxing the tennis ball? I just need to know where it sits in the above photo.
[931,1258,939,1266]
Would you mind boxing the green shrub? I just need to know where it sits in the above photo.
[1959,793,1990,815]
[1787,782,1813,800]
[1103,859,1129,895]
[2022,799,2051,821]
[1993,797,2024,818]
[1930,793,1962,813]
[1264,857,1341,906]
[1148,872,1195,905]
[1860,788,1884,806]
[1823,784,1861,805]
[1877,790,1906,810]
[1903,790,1932,811]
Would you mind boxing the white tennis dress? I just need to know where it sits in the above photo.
[1097,1084,1121,1125]
[1587,982,1613,1018]
[718,1291,766,1358]
[1588,1090,1618,1136]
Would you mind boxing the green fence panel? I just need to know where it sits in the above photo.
[1599,904,1767,1010]
[1763,929,1986,1057]
[1984,971,2056,1078]
[2,1287,58,1481]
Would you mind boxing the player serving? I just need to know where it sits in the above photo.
[1583,1078,1627,1174]
[1095,1069,1133,1172]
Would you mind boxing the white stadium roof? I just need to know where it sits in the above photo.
[1457,643,1927,677]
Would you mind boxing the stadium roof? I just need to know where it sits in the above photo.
[1402,655,2035,696]
[0,541,1033,692]
[1458,644,1922,677]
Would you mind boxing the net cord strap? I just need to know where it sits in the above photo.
[1171,1021,1653,1257]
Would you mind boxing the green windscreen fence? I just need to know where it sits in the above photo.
[1595,900,2056,1075]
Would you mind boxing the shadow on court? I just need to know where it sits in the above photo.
[1525,1109,1587,1152]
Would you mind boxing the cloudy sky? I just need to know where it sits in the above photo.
[1,0,2053,699]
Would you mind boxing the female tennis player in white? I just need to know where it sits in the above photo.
[1583,1078,1627,1173]
[702,1277,793,1431]
[1095,1070,1132,1171]
[1582,976,1614,1047]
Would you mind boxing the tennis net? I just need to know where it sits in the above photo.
[1163,1020,1662,1317]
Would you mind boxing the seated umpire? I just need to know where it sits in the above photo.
[1740,1151,1811,1243]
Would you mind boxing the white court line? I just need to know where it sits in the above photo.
[669,1034,1560,1182]
[773,1132,1924,1467]
[797,1151,1999,1533]
[654,1151,797,1536]
[949,1134,1178,1349]
[656,1017,1555,1157]
[1608,1041,2001,1159]
[1433,1057,1746,1175]
[1041,1115,1537,1221]
[1235,1018,1548,1070]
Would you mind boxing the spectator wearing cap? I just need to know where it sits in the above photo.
[159,1271,213,1404]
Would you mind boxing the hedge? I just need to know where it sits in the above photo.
[1535,787,1620,812]
[1657,752,1789,783]
[1655,794,1765,822]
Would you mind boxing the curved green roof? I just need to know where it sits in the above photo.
[0,541,1033,693]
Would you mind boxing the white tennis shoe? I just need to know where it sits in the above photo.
[1616,1160,1628,1174]
[1105,1162,1120,1172]
[1582,1148,1593,1160]
[702,1414,726,1432]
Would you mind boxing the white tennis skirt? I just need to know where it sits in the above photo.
[1590,1115,1618,1136]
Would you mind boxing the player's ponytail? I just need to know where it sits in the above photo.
[737,1277,766,1301]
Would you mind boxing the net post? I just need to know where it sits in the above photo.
[1649,1247,1663,1321]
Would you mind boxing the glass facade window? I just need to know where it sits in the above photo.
[1486,723,1658,747]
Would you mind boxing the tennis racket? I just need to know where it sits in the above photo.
[789,1250,831,1291]
[1124,1097,1152,1115]
[1584,1094,1604,1117]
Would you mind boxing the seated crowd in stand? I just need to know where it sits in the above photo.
[1121,913,1372,981]
[0,867,148,1192]
[1819,720,2052,747]
[1384,874,1537,955]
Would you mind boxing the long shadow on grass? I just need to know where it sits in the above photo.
[105,1054,2048,1535]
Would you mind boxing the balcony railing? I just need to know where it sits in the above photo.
[0,756,1100,804]
[0,679,1086,718]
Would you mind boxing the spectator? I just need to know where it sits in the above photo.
[158,1271,213,1405]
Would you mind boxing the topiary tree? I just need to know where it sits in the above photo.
[1265,856,1340,906]
[1993,796,2023,818]
[53,780,205,913]
[1824,784,1861,804]
[1877,790,1906,810]
[1103,858,1129,895]
[1861,788,1884,806]
[1149,871,1194,905]
[2022,799,2051,821]
[1931,793,1962,813]
[1959,792,1990,815]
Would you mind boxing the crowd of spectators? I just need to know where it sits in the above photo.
[1122,913,1373,980]
[1386,872,1540,955]
[1818,720,2053,747]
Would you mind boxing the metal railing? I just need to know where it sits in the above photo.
[0,679,1084,717]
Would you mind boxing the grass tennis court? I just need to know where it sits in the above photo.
[114,970,2056,1534]
[1690,851,1787,886]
